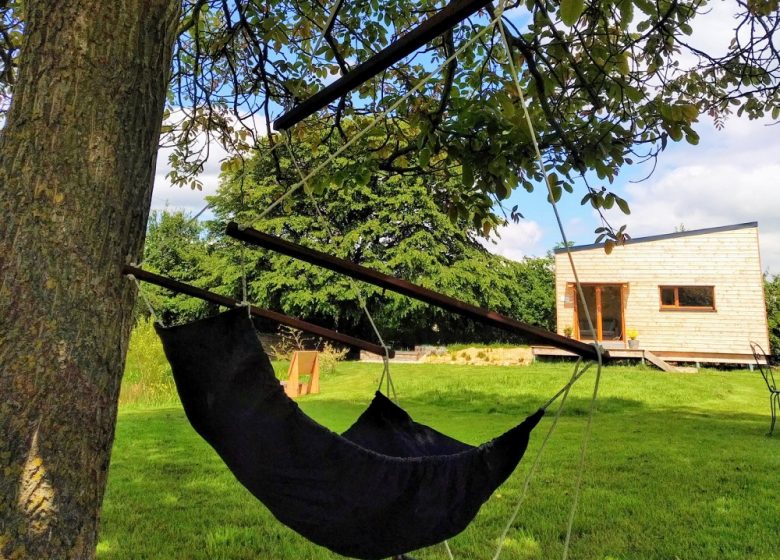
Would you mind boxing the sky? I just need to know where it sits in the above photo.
[151,2,780,273]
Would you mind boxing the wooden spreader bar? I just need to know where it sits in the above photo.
[123,265,393,358]
[225,223,606,361]
[273,0,493,131]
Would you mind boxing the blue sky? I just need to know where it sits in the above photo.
[152,2,780,273]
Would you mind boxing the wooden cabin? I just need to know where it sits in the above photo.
[554,222,770,365]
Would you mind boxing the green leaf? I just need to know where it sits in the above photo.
[560,0,585,26]
[498,94,515,118]
[462,162,474,187]
[615,196,631,215]
[547,184,562,203]
[447,204,459,223]
[418,147,431,168]
[685,129,700,145]
[618,0,634,28]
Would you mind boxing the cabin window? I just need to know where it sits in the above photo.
[659,286,715,311]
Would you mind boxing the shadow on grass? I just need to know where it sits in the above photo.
[101,403,779,560]
[298,391,647,429]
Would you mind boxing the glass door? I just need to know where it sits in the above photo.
[577,286,599,339]
[600,286,623,341]
[576,284,624,341]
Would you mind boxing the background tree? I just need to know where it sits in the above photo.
[145,128,557,345]
[765,272,780,362]
[139,211,218,324]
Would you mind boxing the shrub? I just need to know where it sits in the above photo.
[270,325,308,361]
[318,342,349,376]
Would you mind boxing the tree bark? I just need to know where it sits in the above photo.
[0,1,180,558]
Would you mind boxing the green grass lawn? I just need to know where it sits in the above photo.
[101,360,780,560]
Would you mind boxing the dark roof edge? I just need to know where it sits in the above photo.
[553,221,759,254]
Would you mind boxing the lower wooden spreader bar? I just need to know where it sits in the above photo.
[123,265,393,358]
[225,223,606,361]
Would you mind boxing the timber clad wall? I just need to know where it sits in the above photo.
[555,223,769,360]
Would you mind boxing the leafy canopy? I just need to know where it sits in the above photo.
[170,0,779,243]
[210,129,557,344]
[3,1,778,240]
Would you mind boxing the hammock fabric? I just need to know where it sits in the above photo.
[156,308,544,559]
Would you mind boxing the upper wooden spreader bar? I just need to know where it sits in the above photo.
[273,0,493,131]
[225,223,606,361]
[124,265,393,358]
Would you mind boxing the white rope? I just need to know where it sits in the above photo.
[242,8,603,558]
[235,163,253,317]
[256,17,512,397]
[255,10,504,223]
[540,360,592,412]
[239,241,251,314]
[127,264,164,327]
[184,201,213,226]
[491,360,593,560]
[495,10,603,560]
[312,0,343,53]
[443,539,455,560]
[494,17,599,347]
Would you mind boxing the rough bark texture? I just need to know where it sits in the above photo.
[0,1,180,558]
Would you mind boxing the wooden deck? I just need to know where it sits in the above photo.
[533,346,642,360]
[532,345,757,369]
[532,346,683,371]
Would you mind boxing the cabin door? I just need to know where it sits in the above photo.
[575,285,624,341]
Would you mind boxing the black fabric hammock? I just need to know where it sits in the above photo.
[156,308,544,559]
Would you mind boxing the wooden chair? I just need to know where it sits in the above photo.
[750,342,778,436]
[284,351,320,398]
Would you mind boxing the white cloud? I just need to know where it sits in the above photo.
[674,1,737,67]
[593,0,780,273]
[608,119,780,273]
[483,219,545,261]
[151,111,267,218]
[151,143,226,217]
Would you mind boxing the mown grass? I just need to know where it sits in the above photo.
[102,331,780,560]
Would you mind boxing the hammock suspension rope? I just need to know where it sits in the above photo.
[494,11,603,559]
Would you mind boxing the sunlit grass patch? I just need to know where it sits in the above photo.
[103,357,780,559]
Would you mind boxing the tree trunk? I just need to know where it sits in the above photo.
[0,1,180,557]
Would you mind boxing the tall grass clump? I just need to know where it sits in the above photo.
[120,317,177,407]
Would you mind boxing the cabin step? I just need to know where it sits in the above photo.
[642,350,678,372]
